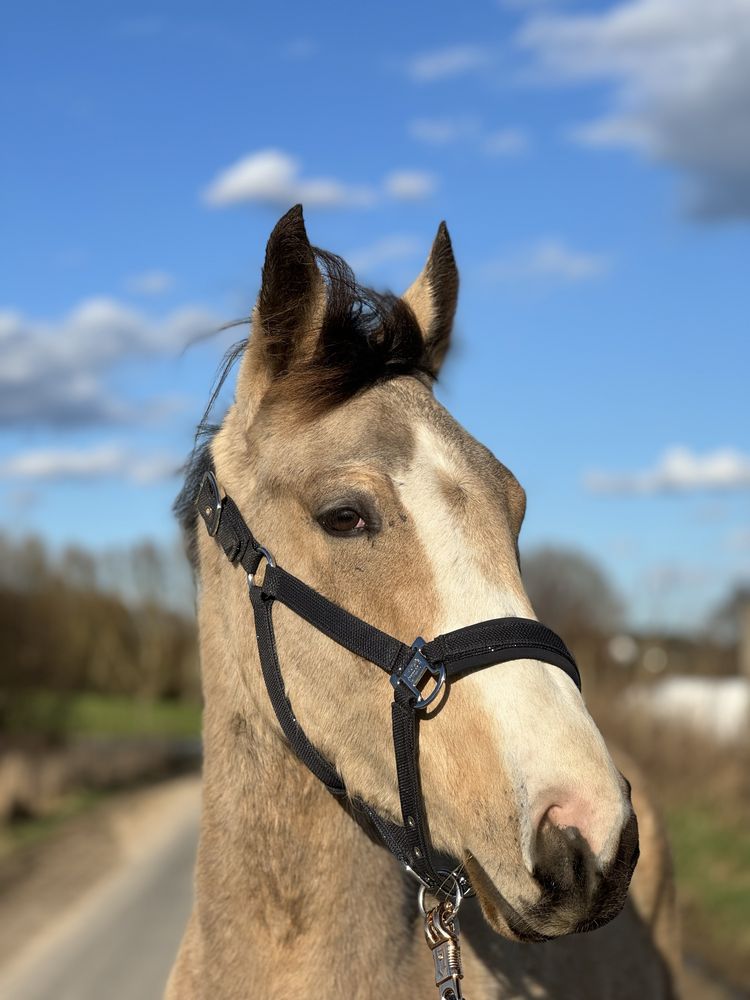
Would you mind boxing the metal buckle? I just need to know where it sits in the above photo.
[198,470,223,537]
[392,638,446,711]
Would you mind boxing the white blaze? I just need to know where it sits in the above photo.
[397,425,628,870]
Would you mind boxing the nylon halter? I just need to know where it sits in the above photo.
[197,470,581,898]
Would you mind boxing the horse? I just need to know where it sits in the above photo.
[168,206,680,999]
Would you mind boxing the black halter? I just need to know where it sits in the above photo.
[197,470,581,898]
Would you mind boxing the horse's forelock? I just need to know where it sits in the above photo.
[272,248,433,418]
[174,251,435,568]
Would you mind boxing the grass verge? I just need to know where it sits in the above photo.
[7,691,202,740]
[665,799,750,990]
[59,692,202,738]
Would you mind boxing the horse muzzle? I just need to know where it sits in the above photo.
[466,804,639,942]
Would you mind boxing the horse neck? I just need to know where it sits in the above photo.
[193,584,424,989]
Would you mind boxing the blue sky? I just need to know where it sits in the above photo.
[2,0,749,629]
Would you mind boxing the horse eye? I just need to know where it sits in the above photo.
[320,507,367,535]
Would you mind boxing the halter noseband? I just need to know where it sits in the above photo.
[197,470,581,898]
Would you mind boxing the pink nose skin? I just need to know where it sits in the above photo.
[542,799,609,859]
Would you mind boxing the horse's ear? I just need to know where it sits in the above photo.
[402,221,458,375]
[239,205,323,413]
[256,204,323,377]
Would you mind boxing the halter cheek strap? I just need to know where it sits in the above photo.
[196,470,581,897]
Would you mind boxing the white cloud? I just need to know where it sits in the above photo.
[0,444,179,484]
[483,127,530,155]
[204,150,439,209]
[517,0,750,218]
[485,237,610,281]
[203,149,376,209]
[586,446,750,495]
[346,236,423,274]
[407,45,490,82]
[0,299,219,427]
[383,170,438,201]
[125,270,175,296]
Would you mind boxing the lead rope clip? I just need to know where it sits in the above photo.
[419,883,467,1000]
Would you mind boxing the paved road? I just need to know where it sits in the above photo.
[0,794,198,1000]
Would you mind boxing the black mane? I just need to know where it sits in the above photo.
[173,249,432,569]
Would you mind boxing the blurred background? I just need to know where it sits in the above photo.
[1,1,748,997]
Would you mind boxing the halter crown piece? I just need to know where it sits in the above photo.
[196,470,581,900]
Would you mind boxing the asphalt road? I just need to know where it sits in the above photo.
[0,794,198,1000]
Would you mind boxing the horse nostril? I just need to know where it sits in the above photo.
[533,814,599,900]
[617,807,640,871]
[530,805,640,935]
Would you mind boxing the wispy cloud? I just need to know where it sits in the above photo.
[517,0,750,219]
[408,117,530,157]
[482,127,529,156]
[203,149,436,209]
[125,270,175,296]
[346,235,423,274]
[0,299,218,427]
[407,45,490,82]
[586,446,750,495]
[0,444,180,484]
[383,170,438,201]
[484,237,610,282]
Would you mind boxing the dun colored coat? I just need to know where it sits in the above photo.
[168,207,680,999]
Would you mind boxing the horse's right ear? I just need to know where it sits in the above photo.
[257,204,322,378]
[239,205,323,413]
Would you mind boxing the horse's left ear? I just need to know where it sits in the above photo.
[402,222,459,375]
[237,205,324,421]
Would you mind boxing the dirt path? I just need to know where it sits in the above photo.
[0,776,200,1000]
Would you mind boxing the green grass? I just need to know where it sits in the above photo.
[665,800,750,986]
[7,691,202,739]
[61,692,202,738]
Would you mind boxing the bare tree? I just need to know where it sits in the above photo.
[521,546,624,641]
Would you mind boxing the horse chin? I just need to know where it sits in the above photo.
[464,851,633,943]
[464,857,554,942]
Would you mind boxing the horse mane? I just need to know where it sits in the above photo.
[174,248,433,569]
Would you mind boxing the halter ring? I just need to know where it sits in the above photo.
[247,546,276,590]
[418,871,464,919]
